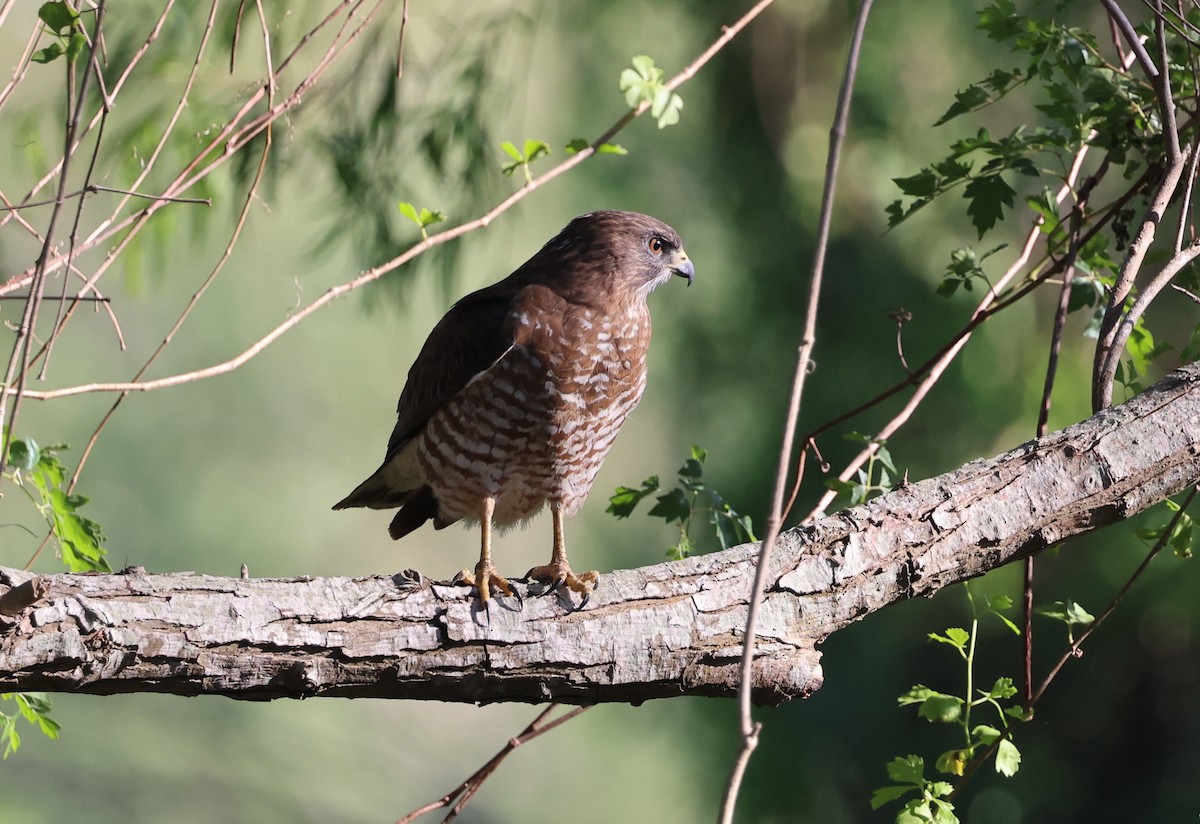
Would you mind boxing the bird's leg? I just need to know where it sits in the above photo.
[525,505,599,605]
[454,496,516,603]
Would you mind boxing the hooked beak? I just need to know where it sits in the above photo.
[671,254,695,286]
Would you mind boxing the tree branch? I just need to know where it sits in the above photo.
[2,364,1198,705]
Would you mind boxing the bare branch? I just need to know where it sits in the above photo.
[722,1,871,820]
[4,347,1196,711]
[4,0,777,402]
[396,705,590,824]
[0,186,211,210]
[0,1,107,475]
[1100,0,1160,80]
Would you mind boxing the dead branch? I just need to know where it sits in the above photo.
[1,364,1198,706]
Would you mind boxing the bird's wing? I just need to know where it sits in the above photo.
[383,284,519,463]
[333,285,518,512]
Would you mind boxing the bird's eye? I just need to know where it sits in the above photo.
[648,236,666,255]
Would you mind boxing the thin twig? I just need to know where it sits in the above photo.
[1153,1,1182,162]
[1092,27,1190,410]
[6,0,773,402]
[0,186,210,210]
[719,3,873,822]
[799,160,1093,522]
[1100,0,1160,79]
[1024,163,1099,703]
[396,0,409,79]
[395,705,590,824]
[64,3,277,494]
[1032,485,1198,704]
[1099,235,1200,400]
[1173,134,1200,252]
[40,79,115,380]
[0,1,105,475]
[1172,282,1200,304]
[0,0,176,234]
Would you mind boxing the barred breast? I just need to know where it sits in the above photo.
[415,289,651,527]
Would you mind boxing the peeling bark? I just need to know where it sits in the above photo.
[2,365,1198,706]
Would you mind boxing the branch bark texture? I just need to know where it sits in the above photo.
[2,365,1199,706]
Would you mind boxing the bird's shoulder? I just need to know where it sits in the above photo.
[384,282,522,455]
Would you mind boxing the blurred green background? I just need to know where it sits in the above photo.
[2,1,1198,821]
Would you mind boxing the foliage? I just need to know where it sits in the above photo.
[1033,599,1094,645]
[396,202,447,240]
[0,693,60,759]
[935,245,1006,297]
[608,446,756,560]
[825,432,899,507]
[499,139,551,183]
[5,438,108,573]
[870,755,957,824]
[876,586,1025,821]
[31,2,85,65]
[619,55,684,128]
[564,138,628,156]
[886,1,1162,239]
[1136,497,1197,559]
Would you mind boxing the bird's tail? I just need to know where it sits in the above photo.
[387,486,440,539]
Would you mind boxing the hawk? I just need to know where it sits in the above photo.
[333,210,694,606]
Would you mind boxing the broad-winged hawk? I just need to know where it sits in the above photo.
[334,210,694,606]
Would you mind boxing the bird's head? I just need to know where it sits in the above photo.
[527,210,694,302]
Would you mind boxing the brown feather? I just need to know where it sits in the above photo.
[334,210,694,554]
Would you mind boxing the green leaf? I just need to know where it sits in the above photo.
[995,738,1022,777]
[648,487,691,524]
[1,717,19,759]
[964,173,1016,237]
[929,797,960,824]
[928,626,971,650]
[565,139,628,155]
[606,476,659,518]
[870,785,913,810]
[897,685,936,706]
[631,54,657,78]
[397,201,420,225]
[1034,599,1094,626]
[894,169,940,197]
[500,140,523,162]
[38,1,78,34]
[935,83,993,126]
[655,92,683,128]
[7,437,40,471]
[1124,319,1166,377]
[678,454,704,479]
[989,611,1021,635]
[935,748,971,776]
[919,694,963,723]
[667,531,695,561]
[972,724,1002,745]
[31,43,64,64]
[14,444,109,572]
[885,755,926,785]
[65,31,86,62]
[417,208,446,227]
[619,69,644,107]
[986,594,1014,610]
[1,693,59,758]
[522,139,550,163]
[982,676,1017,701]
[714,508,755,549]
